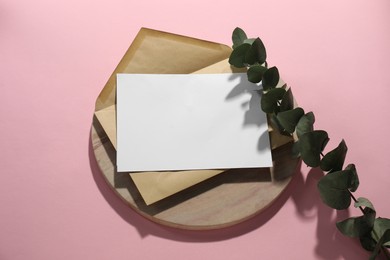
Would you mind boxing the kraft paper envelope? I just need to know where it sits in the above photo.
[94,28,287,205]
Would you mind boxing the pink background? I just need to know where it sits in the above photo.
[1,0,389,259]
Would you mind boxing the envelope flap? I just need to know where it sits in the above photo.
[95,27,232,111]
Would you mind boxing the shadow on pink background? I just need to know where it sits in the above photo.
[89,135,369,259]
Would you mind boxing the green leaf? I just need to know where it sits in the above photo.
[370,229,390,260]
[317,169,356,209]
[318,185,351,210]
[337,217,363,238]
[317,165,359,213]
[270,114,290,136]
[292,141,301,158]
[355,197,375,212]
[260,88,286,114]
[337,216,375,238]
[243,38,256,45]
[247,65,267,83]
[280,88,294,112]
[299,130,329,167]
[373,218,390,246]
[337,197,376,238]
[383,229,390,246]
[270,114,283,132]
[360,234,377,252]
[296,112,315,138]
[229,43,251,68]
[345,164,359,192]
[245,37,267,65]
[262,66,280,91]
[232,27,248,49]
[276,107,304,133]
[320,139,348,172]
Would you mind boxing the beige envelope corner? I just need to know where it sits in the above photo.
[94,27,243,205]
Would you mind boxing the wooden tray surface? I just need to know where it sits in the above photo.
[91,115,299,230]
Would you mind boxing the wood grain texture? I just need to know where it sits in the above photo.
[91,115,299,230]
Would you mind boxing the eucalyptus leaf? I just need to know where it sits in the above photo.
[270,114,283,133]
[318,185,351,210]
[270,114,290,136]
[337,215,375,238]
[262,66,280,91]
[245,37,267,65]
[345,164,359,192]
[296,112,315,138]
[232,27,248,49]
[247,65,267,83]
[337,217,361,237]
[355,197,375,212]
[370,229,390,260]
[229,43,251,68]
[373,218,390,246]
[280,88,294,112]
[383,230,390,247]
[320,139,348,172]
[276,107,304,133]
[292,141,301,158]
[317,169,356,209]
[299,130,329,167]
[360,234,377,252]
[317,166,361,210]
[243,38,256,45]
[261,88,286,114]
[337,197,376,238]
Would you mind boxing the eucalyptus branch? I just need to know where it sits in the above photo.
[229,27,390,260]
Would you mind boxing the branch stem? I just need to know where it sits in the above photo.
[348,191,390,260]
[348,190,365,214]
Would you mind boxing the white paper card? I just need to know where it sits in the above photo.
[116,73,272,172]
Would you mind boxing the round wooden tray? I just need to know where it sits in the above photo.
[91,115,299,230]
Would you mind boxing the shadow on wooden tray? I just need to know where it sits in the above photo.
[91,115,297,216]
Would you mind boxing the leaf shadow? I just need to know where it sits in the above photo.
[89,122,300,241]
[226,73,268,153]
[291,167,371,259]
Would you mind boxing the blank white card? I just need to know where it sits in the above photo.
[116,73,272,172]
